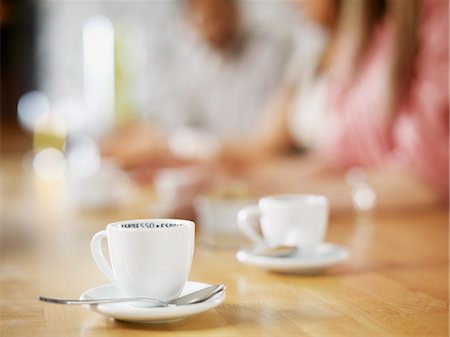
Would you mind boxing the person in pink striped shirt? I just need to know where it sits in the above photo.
[219,0,448,212]
[321,0,448,208]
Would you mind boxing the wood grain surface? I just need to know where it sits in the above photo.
[1,156,448,337]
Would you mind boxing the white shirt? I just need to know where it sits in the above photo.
[285,23,331,150]
[162,22,292,140]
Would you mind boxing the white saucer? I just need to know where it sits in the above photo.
[236,243,349,274]
[79,281,225,323]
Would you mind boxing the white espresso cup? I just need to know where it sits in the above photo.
[238,194,329,254]
[91,219,195,302]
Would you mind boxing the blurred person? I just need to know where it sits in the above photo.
[101,0,292,179]
[168,0,292,137]
[219,0,337,163]
[105,0,449,214]
[216,0,448,212]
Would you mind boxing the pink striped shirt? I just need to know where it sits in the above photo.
[321,0,449,200]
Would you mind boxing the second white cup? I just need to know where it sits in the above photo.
[237,194,329,254]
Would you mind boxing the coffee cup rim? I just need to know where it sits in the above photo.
[107,218,195,230]
[259,194,328,206]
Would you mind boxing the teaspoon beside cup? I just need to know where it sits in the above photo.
[39,284,225,307]
[251,244,298,257]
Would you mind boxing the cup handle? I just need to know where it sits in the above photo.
[90,230,117,287]
[238,205,265,244]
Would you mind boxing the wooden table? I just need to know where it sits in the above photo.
[1,154,448,336]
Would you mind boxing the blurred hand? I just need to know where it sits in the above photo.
[101,122,170,169]
[100,122,196,184]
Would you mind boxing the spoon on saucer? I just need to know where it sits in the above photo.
[251,245,298,257]
[39,284,225,307]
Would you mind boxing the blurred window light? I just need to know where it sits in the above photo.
[33,113,66,152]
[352,185,377,212]
[346,167,377,214]
[17,91,50,132]
[65,133,100,177]
[33,148,66,181]
[53,97,87,134]
[83,15,115,136]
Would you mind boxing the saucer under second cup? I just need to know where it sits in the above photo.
[236,242,349,274]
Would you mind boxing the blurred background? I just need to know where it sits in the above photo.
[1,0,298,147]
[1,0,303,245]
[2,0,448,241]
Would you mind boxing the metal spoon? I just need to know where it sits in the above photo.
[251,244,298,257]
[38,284,225,307]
